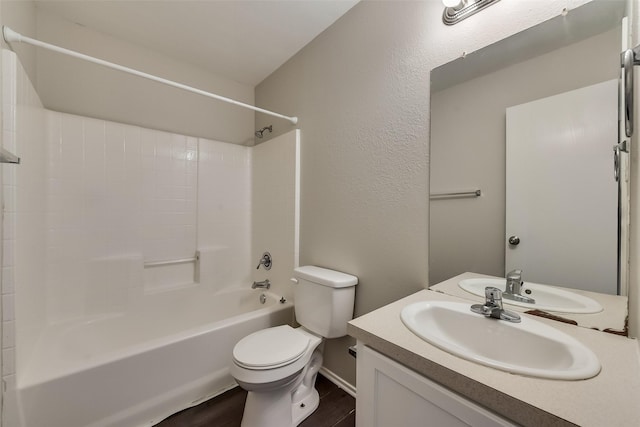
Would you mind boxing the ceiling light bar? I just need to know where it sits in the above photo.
[442,0,502,25]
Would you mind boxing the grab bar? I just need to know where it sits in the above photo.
[144,252,199,268]
[430,189,481,200]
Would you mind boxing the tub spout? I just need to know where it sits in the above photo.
[252,279,270,289]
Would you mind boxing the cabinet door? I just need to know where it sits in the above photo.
[356,344,516,427]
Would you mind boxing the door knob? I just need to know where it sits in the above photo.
[508,236,520,246]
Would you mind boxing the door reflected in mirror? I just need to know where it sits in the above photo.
[505,80,617,295]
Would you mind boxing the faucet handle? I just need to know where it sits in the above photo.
[484,286,502,301]
[256,252,272,270]
[506,269,522,279]
[472,286,520,323]
[485,287,502,304]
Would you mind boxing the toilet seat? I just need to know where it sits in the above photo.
[233,325,310,370]
[231,326,323,387]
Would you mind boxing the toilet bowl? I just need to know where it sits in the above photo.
[230,266,358,427]
[230,326,323,427]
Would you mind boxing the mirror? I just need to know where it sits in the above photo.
[428,0,629,334]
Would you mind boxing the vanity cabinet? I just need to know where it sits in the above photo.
[355,343,516,427]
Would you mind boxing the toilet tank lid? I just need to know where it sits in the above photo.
[293,266,358,288]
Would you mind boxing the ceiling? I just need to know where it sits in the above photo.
[35,0,360,87]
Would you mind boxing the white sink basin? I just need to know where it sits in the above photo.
[458,278,603,314]
[400,300,601,380]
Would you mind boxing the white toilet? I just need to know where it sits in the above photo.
[230,265,358,427]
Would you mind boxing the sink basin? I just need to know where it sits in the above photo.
[400,300,601,380]
[458,278,603,314]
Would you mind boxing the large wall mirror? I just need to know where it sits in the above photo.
[428,0,629,332]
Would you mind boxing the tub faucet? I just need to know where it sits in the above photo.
[503,269,535,304]
[252,279,270,290]
[471,287,521,323]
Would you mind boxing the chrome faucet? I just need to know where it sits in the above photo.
[471,287,521,323]
[503,269,535,304]
[506,269,523,293]
[252,279,271,290]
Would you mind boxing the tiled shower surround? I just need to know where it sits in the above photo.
[2,49,45,402]
[1,50,297,424]
[27,111,252,308]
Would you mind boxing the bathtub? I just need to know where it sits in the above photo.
[15,287,293,427]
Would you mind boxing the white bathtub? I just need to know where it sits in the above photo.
[15,287,293,427]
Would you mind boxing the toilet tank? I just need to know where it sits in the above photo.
[293,266,358,338]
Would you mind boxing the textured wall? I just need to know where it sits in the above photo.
[255,0,594,386]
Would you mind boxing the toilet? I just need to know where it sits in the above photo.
[230,266,358,427]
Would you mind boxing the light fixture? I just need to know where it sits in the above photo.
[442,0,501,25]
[442,0,466,9]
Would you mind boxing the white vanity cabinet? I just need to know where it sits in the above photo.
[355,343,517,427]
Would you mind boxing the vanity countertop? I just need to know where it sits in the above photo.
[348,287,640,426]
[431,272,628,333]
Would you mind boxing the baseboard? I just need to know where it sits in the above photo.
[319,367,356,398]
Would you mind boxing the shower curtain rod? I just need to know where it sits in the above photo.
[2,26,299,125]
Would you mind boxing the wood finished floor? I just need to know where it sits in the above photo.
[155,374,355,427]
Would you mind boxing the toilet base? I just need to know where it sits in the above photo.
[241,384,296,427]
[292,387,319,426]
[239,349,323,427]
[292,349,322,425]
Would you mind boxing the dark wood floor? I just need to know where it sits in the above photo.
[155,374,355,427]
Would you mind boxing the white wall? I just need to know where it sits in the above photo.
[34,9,255,145]
[0,1,37,86]
[1,5,254,146]
[198,138,252,290]
[255,0,594,386]
[1,49,45,427]
[430,27,619,285]
[40,111,256,323]
[0,3,38,421]
[251,130,300,302]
